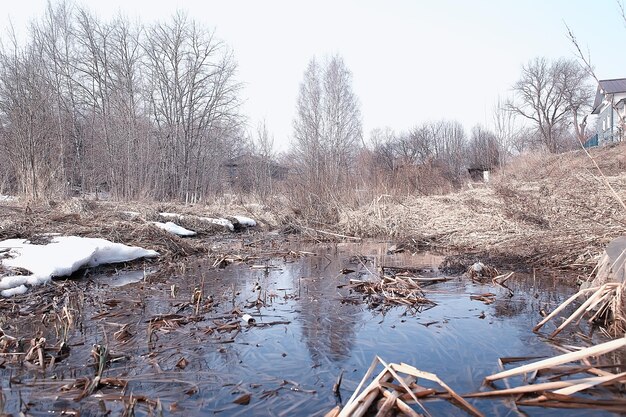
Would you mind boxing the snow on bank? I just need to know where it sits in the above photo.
[159,212,236,232]
[0,236,158,297]
[201,217,235,231]
[231,215,256,227]
[150,221,196,237]
[160,212,182,220]
[0,195,17,202]
[159,212,257,230]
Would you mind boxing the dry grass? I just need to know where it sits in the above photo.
[334,145,626,272]
[533,282,626,336]
[0,198,277,261]
[3,143,626,273]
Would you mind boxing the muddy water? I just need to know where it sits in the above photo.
[0,241,622,416]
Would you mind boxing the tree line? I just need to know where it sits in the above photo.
[0,2,243,201]
[0,1,596,203]
[289,54,593,205]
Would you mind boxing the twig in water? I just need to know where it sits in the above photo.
[333,369,344,395]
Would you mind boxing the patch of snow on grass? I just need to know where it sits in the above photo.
[232,215,256,227]
[199,217,234,231]
[158,212,234,232]
[1,285,28,296]
[160,212,183,220]
[0,236,158,297]
[150,221,196,237]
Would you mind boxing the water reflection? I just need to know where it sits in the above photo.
[292,243,447,367]
[1,242,619,417]
[291,254,360,363]
[491,271,573,321]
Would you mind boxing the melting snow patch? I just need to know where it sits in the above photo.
[2,285,28,297]
[160,212,183,220]
[150,221,196,237]
[199,217,234,232]
[158,212,235,232]
[0,236,159,297]
[232,215,256,227]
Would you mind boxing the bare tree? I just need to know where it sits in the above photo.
[0,34,64,198]
[293,57,323,189]
[368,127,395,150]
[363,120,468,195]
[72,7,125,197]
[250,120,275,199]
[467,125,500,170]
[107,14,146,198]
[399,125,431,165]
[144,12,242,201]
[400,120,467,184]
[435,120,467,183]
[31,0,81,194]
[362,128,400,192]
[369,128,399,172]
[321,55,362,187]
[0,3,245,201]
[493,96,519,158]
[558,60,594,142]
[292,55,362,193]
[508,57,591,153]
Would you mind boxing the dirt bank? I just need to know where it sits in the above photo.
[0,198,283,261]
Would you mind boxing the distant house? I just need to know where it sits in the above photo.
[589,78,626,147]
[467,167,490,183]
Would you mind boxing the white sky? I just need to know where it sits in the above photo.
[1,0,625,151]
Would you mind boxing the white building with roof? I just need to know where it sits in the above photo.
[591,78,626,145]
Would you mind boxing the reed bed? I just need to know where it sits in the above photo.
[334,147,626,272]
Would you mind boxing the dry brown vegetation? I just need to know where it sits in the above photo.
[328,144,626,272]
[0,198,279,262]
[2,142,626,275]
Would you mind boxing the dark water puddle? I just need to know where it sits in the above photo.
[0,241,622,416]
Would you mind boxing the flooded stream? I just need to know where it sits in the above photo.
[0,241,623,416]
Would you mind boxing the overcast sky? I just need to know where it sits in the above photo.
[1,0,625,150]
